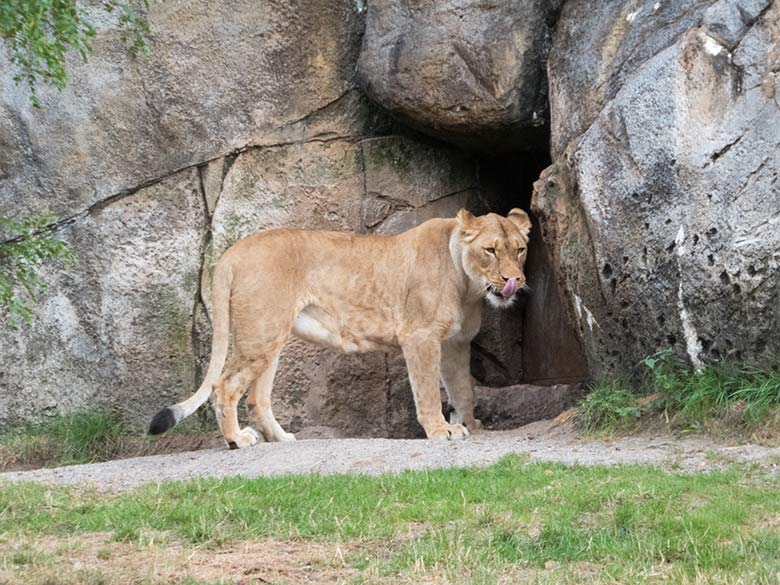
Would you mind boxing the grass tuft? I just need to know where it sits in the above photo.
[574,381,641,434]
[575,350,780,438]
[0,410,222,471]
[0,410,128,469]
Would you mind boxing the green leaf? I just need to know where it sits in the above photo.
[0,213,75,330]
[1,1,155,105]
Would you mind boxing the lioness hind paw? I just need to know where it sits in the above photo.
[449,413,482,433]
[226,427,259,449]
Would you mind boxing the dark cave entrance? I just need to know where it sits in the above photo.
[469,151,589,387]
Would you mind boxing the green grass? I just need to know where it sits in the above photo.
[574,381,641,434]
[575,351,780,436]
[652,361,780,426]
[0,410,129,468]
[0,410,220,471]
[1,456,779,583]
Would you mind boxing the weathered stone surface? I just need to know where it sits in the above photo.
[357,0,558,148]
[207,139,365,266]
[0,0,365,219]
[548,0,713,158]
[536,0,780,378]
[521,233,589,384]
[0,169,206,427]
[361,135,483,234]
[471,383,586,430]
[471,304,526,386]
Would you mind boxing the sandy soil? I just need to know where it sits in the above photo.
[2,419,779,491]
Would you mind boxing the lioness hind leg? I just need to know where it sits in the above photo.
[246,353,295,442]
[212,359,267,449]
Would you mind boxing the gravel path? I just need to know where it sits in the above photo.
[2,420,779,491]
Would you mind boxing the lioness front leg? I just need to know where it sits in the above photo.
[402,336,469,440]
[440,339,481,432]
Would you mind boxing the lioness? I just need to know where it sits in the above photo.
[149,208,531,447]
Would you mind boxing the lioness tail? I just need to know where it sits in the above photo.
[148,261,233,435]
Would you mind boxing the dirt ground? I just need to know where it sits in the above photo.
[2,418,779,492]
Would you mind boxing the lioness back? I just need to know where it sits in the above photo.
[217,219,462,353]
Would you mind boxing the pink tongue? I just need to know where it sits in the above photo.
[501,278,518,298]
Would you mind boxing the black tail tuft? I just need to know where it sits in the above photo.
[148,407,177,435]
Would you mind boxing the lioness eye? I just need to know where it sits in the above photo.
[484,247,496,255]
[518,247,526,255]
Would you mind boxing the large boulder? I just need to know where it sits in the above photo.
[547,0,716,159]
[356,0,559,148]
[534,0,780,378]
[471,382,585,430]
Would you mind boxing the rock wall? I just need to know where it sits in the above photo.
[534,0,780,378]
[1,0,577,434]
[0,170,206,427]
[12,0,767,433]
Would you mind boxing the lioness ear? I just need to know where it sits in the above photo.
[456,208,475,227]
[456,209,479,242]
[507,208,532,239]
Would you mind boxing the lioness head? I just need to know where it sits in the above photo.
[456,208,532,308]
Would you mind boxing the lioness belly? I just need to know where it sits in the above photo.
[292,305,390,352]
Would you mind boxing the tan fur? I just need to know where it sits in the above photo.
[156,209,532,448]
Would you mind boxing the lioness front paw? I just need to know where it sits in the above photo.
[226,427,259,449]
[450,413,483,433]
[447,423,470,440]
[426,423,470,441]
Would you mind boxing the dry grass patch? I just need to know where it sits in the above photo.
[0,432,224,472]
[0,532,376,585]
[748,409,780,447]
